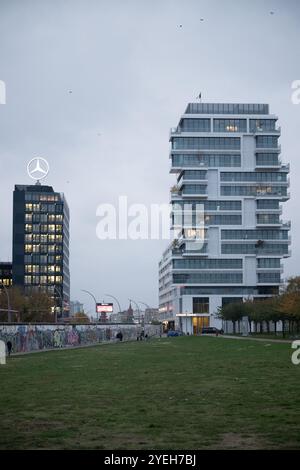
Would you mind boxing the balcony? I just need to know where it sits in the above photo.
[251,126,281,135]
[281,163,290,172]
[255,161,281,169]
[255,145,281,153]
[256,206,282,215]
[169,127,180,140]
[281,221,291,229]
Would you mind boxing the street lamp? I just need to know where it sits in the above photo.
[81,289,98,320]
[129,298,141,324]
[138,301,151,325]
[54,285,63,323]
[104,293,122,313]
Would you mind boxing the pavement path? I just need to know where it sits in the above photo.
[221,334,293,344]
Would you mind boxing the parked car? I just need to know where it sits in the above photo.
[167,330,183,337]
[201,327,224,335]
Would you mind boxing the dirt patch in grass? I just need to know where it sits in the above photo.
[214,432,269,450]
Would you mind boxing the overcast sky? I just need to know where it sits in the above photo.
[0,0,299,314]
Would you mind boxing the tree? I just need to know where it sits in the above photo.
[71,312,90,324]
[0,287,54,322]
[24,290,54,322]
[218,301,245,334]
[278,277,300,335]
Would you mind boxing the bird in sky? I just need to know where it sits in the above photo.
[179,24,182,28]
[270,11,275,15]
[68,90,73,94]
[200,18,204,21]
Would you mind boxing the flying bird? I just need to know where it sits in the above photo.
[200,18,204,21]
[68,90,73,94]
[179,24,183,28]
[270,11,275,15]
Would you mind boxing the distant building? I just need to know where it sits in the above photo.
[12,184,70,318]
[0,262,12,287]
[144,308,159,323]
[126,302,134,323]
[70,300,84,315]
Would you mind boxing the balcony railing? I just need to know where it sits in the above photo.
[251,126,281,134]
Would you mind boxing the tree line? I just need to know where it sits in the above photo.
[0,286,90,323]
[218,276,300,337]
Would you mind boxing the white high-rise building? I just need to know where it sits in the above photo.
[159,102,291,334]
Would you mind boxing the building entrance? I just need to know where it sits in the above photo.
[192,316,209,335]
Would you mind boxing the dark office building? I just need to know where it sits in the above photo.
[0,262,12,287]
[12,184,70,318]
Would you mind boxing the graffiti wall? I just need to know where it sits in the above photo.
[0,323,162,353]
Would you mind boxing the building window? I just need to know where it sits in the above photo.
[172,137,241,150]
[180,119,211,132]
[250,119,276,132]
[256,136,279,148]
[213,119,247,132]
[193,297,209,314]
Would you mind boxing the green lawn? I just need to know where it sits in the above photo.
[0,336,300,450]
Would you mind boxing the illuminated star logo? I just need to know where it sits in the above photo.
[27,157,49,182]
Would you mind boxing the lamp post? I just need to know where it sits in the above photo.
[81,289,98,320]
[54,286,63,323]
[129,298,141,324]
[104,294,122,314]
[138,301,151,326]
[0,282,11,322]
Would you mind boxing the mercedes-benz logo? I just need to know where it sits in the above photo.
[27,157,49,181]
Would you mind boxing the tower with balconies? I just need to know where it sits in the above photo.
[158,102,291,334]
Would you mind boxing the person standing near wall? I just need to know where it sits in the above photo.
[6,340,12,357]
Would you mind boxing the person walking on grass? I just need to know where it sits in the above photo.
[6,340,12,357]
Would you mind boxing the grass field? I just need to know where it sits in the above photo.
[0,336,300,450]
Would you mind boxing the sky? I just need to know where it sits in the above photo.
[0,0,299,315]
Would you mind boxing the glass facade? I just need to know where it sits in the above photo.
[182,184,207,195]
[221,230,288,240]
[173,272,243,284]
[257,258,281,269]
[186,103,269,114]
[258,272,281,283]
[213,119,247,133]
[172,200,242,210]
[159,102,290,329]
[221,185,287,196]
[250,119,276,132]
[12,185,70,318]
[221,243,289,255]
[172,137,240,150]
[180,119,210,132]
[181,170,207,180]
[173,258,242,269]
[0,262,12,287]
[256,153,280,166]
[171,154,241,168]
[256,214,280,224]
[257,199,280,209]
[256,136,279,148]
[193,297,209,313]
[220,172,287,182]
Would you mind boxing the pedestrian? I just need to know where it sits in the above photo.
[116,331,123,341]
[6,340,12,357]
